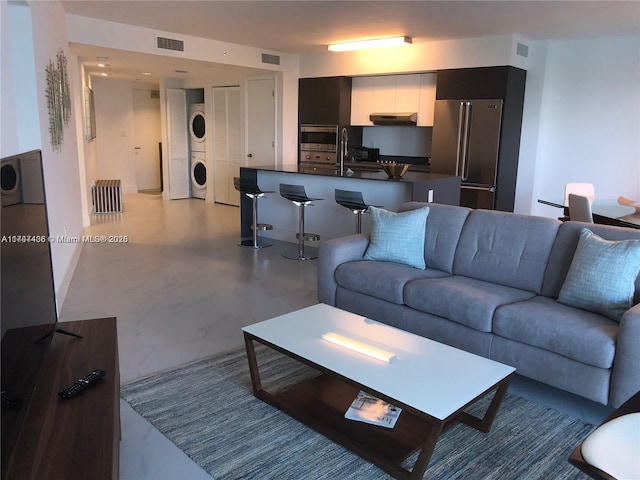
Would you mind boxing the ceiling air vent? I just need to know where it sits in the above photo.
[261,53,280,65]
[156,36,184,52]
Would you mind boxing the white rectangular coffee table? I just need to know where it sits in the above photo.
[242,303,515,479]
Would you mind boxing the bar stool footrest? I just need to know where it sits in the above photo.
[296,232,320,242]
[255,223,273,231]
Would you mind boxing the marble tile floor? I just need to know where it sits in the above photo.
[59,193,319,479]
[59,193,612,479]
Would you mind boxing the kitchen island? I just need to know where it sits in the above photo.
[239,165,460,244]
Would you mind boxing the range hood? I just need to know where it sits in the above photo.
[369,112,417,126]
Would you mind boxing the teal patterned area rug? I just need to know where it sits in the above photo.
[121,344,595,480]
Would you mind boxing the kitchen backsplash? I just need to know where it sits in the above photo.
[361,126,432,158]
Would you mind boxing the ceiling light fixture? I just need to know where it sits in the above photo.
[328,36,412,52]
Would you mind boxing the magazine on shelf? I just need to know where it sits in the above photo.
[344,390,402,428]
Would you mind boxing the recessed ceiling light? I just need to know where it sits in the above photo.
[142,72,151,76]
[100,73,109,77]
[98,63,111,68]
[97,56,109,61]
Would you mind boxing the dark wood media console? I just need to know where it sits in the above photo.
[1,318,120,479]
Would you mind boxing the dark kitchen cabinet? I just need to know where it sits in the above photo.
[299,76,352,126]
[435,66,526,212]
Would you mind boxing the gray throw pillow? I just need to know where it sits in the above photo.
[558,228,640,321]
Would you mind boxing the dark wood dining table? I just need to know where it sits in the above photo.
[538,199,640,229]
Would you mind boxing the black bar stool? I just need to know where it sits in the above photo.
[233,177,273,249]
[279,183,322,260]
[335,189,379,234]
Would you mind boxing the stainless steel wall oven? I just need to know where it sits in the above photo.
[300,124,338,166]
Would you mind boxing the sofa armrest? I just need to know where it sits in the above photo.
[317,234,369,306]
[610,302,640,407]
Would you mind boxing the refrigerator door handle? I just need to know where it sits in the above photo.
[460,102,472,181]
[455,102,466,176]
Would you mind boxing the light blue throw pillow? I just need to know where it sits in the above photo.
[558,228,640,321]
[363,206,429,269]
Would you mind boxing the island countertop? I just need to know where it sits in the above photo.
[238,165,461,244]
[247,163,448,183]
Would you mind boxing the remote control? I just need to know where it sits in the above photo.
[58,369,106,399]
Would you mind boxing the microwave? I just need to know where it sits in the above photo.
[350,147,380,162]
[300,125,338,151]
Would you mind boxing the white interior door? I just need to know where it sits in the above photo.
[133,89,161,191]
[166,88,190,199]
[213,86,241,206]
[245,77,275,168]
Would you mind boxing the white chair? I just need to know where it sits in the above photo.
[564,183,595,205]
[568,193,594,223]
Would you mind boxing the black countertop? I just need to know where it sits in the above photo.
[244,164,447,182]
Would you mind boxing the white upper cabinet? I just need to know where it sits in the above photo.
[417,73,436,126]
[372,75,397,113]
[350,76,374,125]
[350,73,436,126]
[394,74,421,113]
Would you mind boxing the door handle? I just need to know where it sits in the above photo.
[460,102,472,181]
[247,153,253,158]
[455,102,465,176]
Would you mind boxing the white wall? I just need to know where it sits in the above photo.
[1,0,86,311]
[530,35,640,217]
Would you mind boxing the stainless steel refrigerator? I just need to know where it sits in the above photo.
[431,99,503,209]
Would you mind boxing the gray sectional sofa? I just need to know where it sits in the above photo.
[317,202,640,408]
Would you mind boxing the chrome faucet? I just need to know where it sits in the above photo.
[340,127,348,175]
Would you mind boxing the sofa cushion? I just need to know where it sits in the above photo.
[558,229,640,321]
[364,206,429,269]
[494,295,618,369]
[399,202,471,274]
[404,275,535,332]
[542,221,640,301]
[453,210,559,294]
[335,261,449,304]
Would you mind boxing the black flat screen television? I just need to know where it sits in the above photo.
[1,149,58,466]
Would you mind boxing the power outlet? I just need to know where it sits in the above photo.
[428,190,434,202]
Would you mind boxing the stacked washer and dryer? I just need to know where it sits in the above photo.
[188,103,207,199]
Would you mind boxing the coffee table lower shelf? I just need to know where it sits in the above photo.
[245,334,511,480]
[260,374,433,471]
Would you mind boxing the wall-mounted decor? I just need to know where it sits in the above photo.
[45,49,71,152]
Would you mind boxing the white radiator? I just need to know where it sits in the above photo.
[92,179,123,213]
